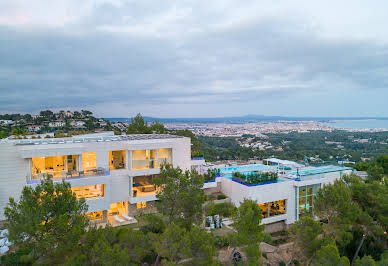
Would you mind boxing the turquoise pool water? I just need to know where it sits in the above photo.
[288,166,352,177]
[216,164,272,179]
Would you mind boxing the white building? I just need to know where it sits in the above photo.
[0,133,191,224]
[0,120,14,125]
[0,132,353,230]
[48,121,65,127]
[70,120,86,128]
[208,164,353,231]
[26,125,42,132]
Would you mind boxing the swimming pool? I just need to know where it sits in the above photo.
[215,164,273,179]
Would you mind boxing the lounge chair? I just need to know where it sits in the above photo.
[0,229,8,238]
[0,238,6,247]
[122,214,135,221]
[0,246,9,255]
[114,215,125,223]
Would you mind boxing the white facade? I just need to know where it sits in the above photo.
[48,121,65,127]
[213,165,353,226]
[0,133,191,221]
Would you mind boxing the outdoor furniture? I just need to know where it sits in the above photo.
[0,246,9,255]
[122,214,135,222]
[114,215,125,223]
[0,229,8,238]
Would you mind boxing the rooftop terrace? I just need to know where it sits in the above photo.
[11,134,184,146]
[288,165,353,179]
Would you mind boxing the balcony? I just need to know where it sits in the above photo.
[27,167,110,184]
[131,148,172,171]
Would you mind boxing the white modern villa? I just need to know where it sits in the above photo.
[0,132,353,230]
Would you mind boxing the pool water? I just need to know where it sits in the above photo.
[216,164,273,180]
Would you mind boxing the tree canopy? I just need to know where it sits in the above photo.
[4,177,89,263]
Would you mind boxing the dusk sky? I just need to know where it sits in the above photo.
[1,0,388,118]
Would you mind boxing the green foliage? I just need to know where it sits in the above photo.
[314,179,359,245]
[149,223,191,264]
[139,213,166,234]
[289,216,327,260]
[0,246,34,266]
[262,233,273,244]
[231,199,264,265]
[152,165,206,229]
[4,177,89,262]
[204,168,220,182]
[232,171,278,185]
[127,113,152,134]
[65,225,151,265]
[354,255,376,266]
[311,244,350,266]
[205,202,236,217]
[217,194,226,200]
[214,235,230,248]
[376,154,388,174]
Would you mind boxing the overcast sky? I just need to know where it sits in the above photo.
[1,0,388,118]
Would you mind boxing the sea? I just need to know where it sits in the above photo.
[324,119,388,130]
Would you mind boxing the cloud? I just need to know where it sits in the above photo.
[0,0,388,117]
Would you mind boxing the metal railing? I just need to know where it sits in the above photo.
[27,167,110,184]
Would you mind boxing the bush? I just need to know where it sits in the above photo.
[263,233,273,244]
[262,253,268,259]
[0,247,34,265]
[207,194,215,201]
[214,235,230,248]
[205,202,236,217]
[279,261,286,266]
[217,194,226,200]
[292,259,300,266]
[139,214,166,234]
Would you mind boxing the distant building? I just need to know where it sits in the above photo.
[0,120,14,125]
[70,120,86,128]
[48,121,65,127]
[27,125,42,132]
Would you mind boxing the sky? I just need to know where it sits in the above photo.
[0,0,388,118]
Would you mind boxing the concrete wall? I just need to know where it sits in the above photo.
[0,142,29,220]
[0,136,191,221]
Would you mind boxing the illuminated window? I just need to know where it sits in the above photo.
[136,202,147,209]
[82,152,97,172]
[298,184,320,217]
[158,148,172,166]
[258,200,286,218]
[31,155,78,179]
[132,150,157,170]
[71,184,105,199]
[133,175,158,197]
[85,211,103,221]
[109,150,126,170]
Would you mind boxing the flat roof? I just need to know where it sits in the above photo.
[288,165,352,177]
[12,134,184,146]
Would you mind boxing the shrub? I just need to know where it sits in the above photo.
[139,214,166,234]
[292,259,300,266]
[207,194,215,201]
[279,261,286,266]
[263,233,273,244]
[262,253,268,259]
[217,194,226,200]
[205,202,236,217]
[0,247,34,265]
[214,235,230,248]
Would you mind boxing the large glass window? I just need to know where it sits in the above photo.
[132,175,159,197]
[258,200,286,218]
[82,152,97,172]
[31,155,78,180]
[85,211,104,221]
[132,150,158,170]
[298,184,320,217]
[109,150,126,170]
[71,184,105,199]
[158,148,172,166]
